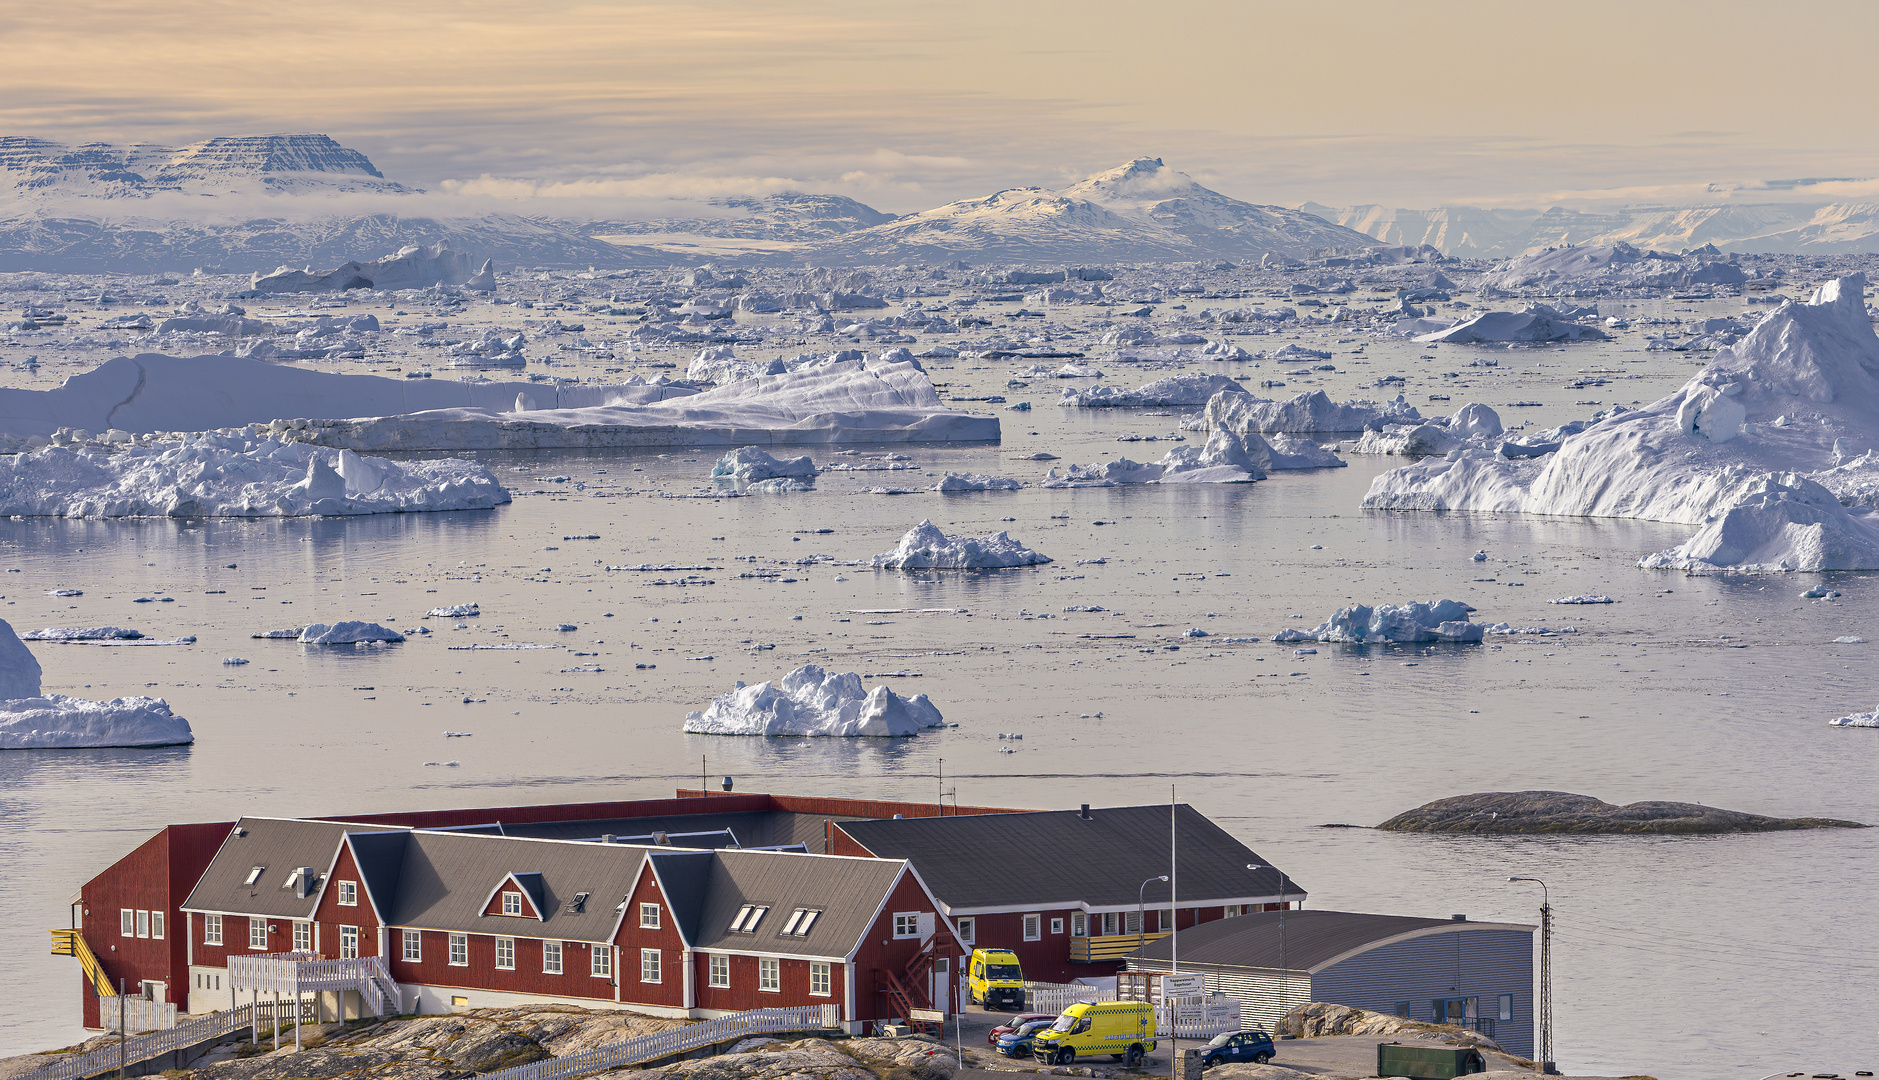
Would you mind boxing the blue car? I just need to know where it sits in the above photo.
[995,1019,1058,1059]
[1200,1030,1275,1067]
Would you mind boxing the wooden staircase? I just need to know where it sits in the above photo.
[875,930,952,1035]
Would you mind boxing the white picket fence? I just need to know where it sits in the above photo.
[1023,984,1240,1038]
[20,1001,262,1080]
[482,1005,843,1080]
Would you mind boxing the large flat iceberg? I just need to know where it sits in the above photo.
[0,619,193,748]
[683,665,945,736]
[1273,599,1483,644]
[1365,275,1879,571]
[1061,374,1247,407]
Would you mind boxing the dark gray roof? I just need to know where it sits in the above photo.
[687,850,910,961]
[837,805,1298,913]
[181,817,399,919]
[648,851,713,946]
[1129,910,1535,974]
[347,830,409,923]
[504,811,848,852]
[383,831,651,943]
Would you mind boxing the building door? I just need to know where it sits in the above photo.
[917,912,936,941]
[141,980,165,1004]
[931,957,949,1014]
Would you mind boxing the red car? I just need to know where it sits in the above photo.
[987,1013,1057,1044]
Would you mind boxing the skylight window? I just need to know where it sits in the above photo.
[243,866,265,887]
[779,908,821,937]
[730,904,770,933]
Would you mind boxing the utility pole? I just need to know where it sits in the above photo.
[117,979,126,1080]
[1510,876,1555,1074]
[1169,786,1179,1080]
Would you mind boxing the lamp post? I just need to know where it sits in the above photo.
[1509,876,1554,1075]
[1245,864,1290,972]
[1138,875,1170,957]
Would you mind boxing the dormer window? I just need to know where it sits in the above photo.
[502,892,522,916]
[779,908,821,937]
[729,904,769,933]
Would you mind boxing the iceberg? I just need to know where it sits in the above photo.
[932,473,1023,492]
[1272,599,1483,644]
[1350,403,1504,456]
[683,664,945,737]
[298,621,405,644]
[1204,389,1421,434]
[1477,243,1748,294]
[1829,707,1879,728]
[1043,429,1338,487]
[1060,374,1247,408]
[711,446,817,482]
[250,242,482,293]
[1416,310,1610,344]
[872,520,1051,568]
[0,619,192,748]
[0,436,507,517]
[22,627,144,641]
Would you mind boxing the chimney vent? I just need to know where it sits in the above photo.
[601,834,615,844]
[1080,804,1092,820]
[722,776,734,791]
[1451,914,1467,921]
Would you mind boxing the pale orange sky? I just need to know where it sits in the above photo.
[6,0,1878,212]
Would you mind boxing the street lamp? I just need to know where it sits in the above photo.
[1138,875,1170,956]
[1246,864,1290,972]
[1509,876,1555,1075]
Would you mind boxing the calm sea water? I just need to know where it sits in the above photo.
[2,292,1875,1078]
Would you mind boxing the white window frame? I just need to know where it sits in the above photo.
[955,917,975,945]
[543,940,563,974]
[502,891,522,916]
[1071,912,1087,937]
[339,925,359,960]
[1050,917,1065,935]
[293,921,311,952]
[495,937,515,970]
[758,956,780,992]
[152,911,165,940]
[135,910,150,939]
[448,933,469,967]
[204,914,222,946]
[336,880,358,907]
[592,945,613,979]
[1157,909,1173,932]
[1022,913,1042,941]
[640,903,661,929]
[810,961,831,997]
[641,948,661,983]
[249,918,269,950]
[892,912,920,939]
[708,953,730,988]
[730,904,769,933]
[403,929,422,962]
[1124,910,1142,935]
[120,909,134,937]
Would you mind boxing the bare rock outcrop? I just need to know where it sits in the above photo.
[1378,791,1866,835]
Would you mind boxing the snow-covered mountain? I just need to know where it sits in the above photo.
[0,134,406,199]
[811,158,1374,263]
[579,193,898,242]
[1321,200,1879,258]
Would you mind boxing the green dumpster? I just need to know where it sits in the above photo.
[1376,1042,1486,1079]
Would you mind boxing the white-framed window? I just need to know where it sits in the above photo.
[120,909,134,937]
[293,922,311,952]
[1158,909,1174,932]
[448,933,468,966]
[729,904,769,933]
[151,911,165,940]
[641,948,661,983]
[495,937,515,970]
[1102,912,1118,936]
[1071,912,1087,937]
[708,953,730,987]
[204,914,223,946]
[135,910,150,939]
[1050,917,1064,935]
[892,912,920,939]
[780,908,820,937]
[758,957,779,992]
[1022,913,1042,941]
[339,925,358,960]
[502,891,522,916]
[336,880,357,906]
[1498,994,1514,1022]
[592,945,612,979]
[249,918,269,950]
[1124,910,1142,934]
[955,917,975,945]
[543,940,563,974]
[403,929,422,962]
[1222,905,1238,919]
[810,962,831,997]
[640,902,661,929]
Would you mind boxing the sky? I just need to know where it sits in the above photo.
[7,0,1879,214]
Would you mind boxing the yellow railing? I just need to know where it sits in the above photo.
[1070,931,1171,963]
[51,929,117,997]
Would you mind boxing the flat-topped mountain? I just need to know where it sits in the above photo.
[0,134,405,199]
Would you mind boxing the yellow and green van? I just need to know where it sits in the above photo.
[1030,999,1157,1067]
[967,948,1025,1010]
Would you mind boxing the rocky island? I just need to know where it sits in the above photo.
[1377,791,1867,835]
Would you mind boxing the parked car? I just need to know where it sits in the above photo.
[1200,1030,1275,1067]
[1030,1000,1157,1067]
[994,1018,1058,1059]
[987,1013,1057,1044]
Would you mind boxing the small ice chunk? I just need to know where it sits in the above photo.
[426,604,481,618]
[1549,595,1616,605]
[221,657,249,665]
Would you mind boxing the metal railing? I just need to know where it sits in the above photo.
[19,1002,260,1080]
[229,954,398,1015]
[482,1005,842,1080]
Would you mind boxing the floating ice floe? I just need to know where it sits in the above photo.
[711,446,817,482]
[0,436,508,518]
[23,627,143,641]
[1060,374,1247,408]
[1363,274,1879,571]
[1043,429,1339,488]
[1549,596,1616,605]
[1415,307,1611,345]
[1828,706,1879,728]
[1203,389,1421,434]
[932,473,1023,492]
[682,664,945,736]
[872,520,1051,569]
[0,618,193,749]
[425,604,479,618]
[298,621,405,644]
[1271,599,1482,643]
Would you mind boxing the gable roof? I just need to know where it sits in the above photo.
[1129,909,1536,974]
[346,830,409,924]
[837,804,1298,914]
[648,851,713,947]
[478,871,548,920]
[180,817,400,919]
[687,849,913,961]
[382,831,651,943]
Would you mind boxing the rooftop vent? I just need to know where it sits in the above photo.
[1451,914,1467,921]
[565,891,589,914]
[722,776,734,791]
[601,834,615,844]
[652,831,669,846]
[1080,804,1092,820]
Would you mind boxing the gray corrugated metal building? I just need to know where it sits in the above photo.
[1125,910,1535,1059]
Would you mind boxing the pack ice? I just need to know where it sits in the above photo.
[0,436,508,517]
[683,664,945,736]
[250,242,492,294]
[873,520,1051,568]
[1273,600,1483,643]
[1060,374,1247,408]
[0,619,193,749]
[1363,274,1879,570]
[1204,389,1421,434]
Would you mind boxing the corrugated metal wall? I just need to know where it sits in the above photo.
[1124,960,1310,1030]
[1311,928,1532,1060]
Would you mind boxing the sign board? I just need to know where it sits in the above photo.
[1160,973,1206,998]
[909,1008,947,1023]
